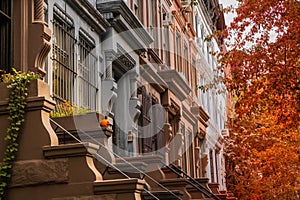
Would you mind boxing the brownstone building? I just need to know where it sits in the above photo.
[0,0,236,199]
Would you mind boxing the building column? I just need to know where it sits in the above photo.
[128,69,141,155]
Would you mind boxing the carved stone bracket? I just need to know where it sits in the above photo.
[32,0,51,76]
[129,97,141,124]
[101,79,118,117]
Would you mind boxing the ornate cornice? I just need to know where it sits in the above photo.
[148,48,163,65]
[97,0,153,54]
[158,70,191,101]
[140,64,167,93]
[66,0,110,34]
[182,105,197,125]
[191,105,210,127]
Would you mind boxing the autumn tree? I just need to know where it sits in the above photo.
[217,0,300,199]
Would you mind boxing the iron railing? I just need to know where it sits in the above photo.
[50,118,183,200]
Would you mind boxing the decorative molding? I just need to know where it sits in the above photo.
[148,48,163,65]
[94,178,146,195]
[97,0,153,53]
[43,142,99,158]
[66,0,110,34]
[53,4,74,26]
[139,64,167,93]
[158,70,191,101]
[34,0,44,21]
[116,43,136,68]
[191,105,209,128]
[34,27,51,77]
[182,105,197,125]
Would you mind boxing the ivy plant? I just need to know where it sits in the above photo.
[0,69,39,199]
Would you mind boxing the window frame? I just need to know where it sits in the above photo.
[51,5,76,104]
[0,0,12,73]
[78,29,98,110]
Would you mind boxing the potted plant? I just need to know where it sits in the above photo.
[50,101,112,144]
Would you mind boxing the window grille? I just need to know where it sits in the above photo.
[0,0,12,73]
[78,31,98,110]
[51,14,76,103]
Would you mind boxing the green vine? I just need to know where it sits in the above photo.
[0,69,39,199]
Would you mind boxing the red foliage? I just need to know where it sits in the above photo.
[219,0,300,199]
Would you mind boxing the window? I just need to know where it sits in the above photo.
[52,6,76,103]
[175,33,182,72]
[78,30,98,110]
[209,149,215,182]
[0,0,12,73]
[215,151,219,183]
[134,0,142,22]
[188,129,194,177]
[44,0,48,23]
[181,124,187,172]
[162,26,170,66]
[139,88,153,153]
[183,44,189,83]
[207,43,210,64]
[194,15,199,35]
[191,59,197,96]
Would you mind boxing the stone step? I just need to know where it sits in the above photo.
[94,155,148,179]
[142,190,183,200]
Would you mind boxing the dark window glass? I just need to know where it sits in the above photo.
[0,0,12,73]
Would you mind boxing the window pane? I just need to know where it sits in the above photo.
[0,0,11,73]
[78,32,98,110]
[52,13,76,103]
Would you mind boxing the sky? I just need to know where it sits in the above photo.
[218,0,238,25]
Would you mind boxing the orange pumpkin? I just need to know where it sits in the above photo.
[100,119,110,127]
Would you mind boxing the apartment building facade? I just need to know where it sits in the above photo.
[0,0,232,199]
